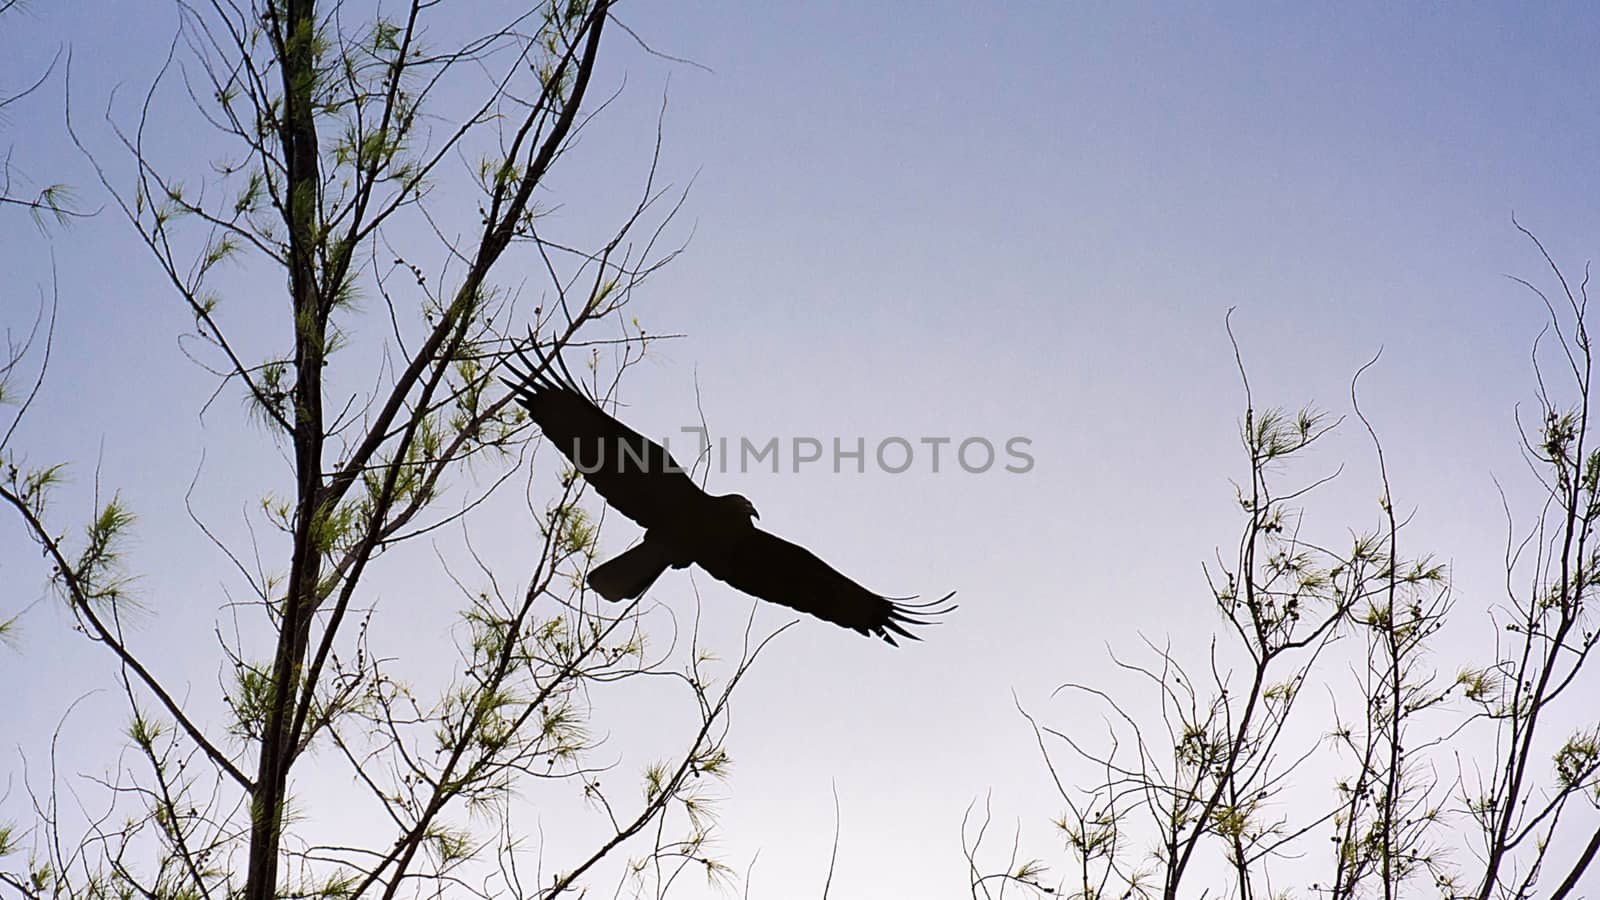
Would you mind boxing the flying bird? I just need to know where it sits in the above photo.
[502,342,953,645]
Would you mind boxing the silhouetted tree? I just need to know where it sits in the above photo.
[968,231,1600,900]
[0,3,768,898]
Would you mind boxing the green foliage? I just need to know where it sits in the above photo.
[552,503,596,555]
[1245,405,1329,464]
[227,661,274,741]
[423,825,472,864]
[3,459,65,520]
[1553,731,1599,789]
[70,494,138,609]
[128,710,164,748]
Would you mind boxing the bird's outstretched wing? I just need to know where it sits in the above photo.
[503,340,708,528]
[697,527,955,645]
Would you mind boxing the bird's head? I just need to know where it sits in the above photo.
[719,493,760,521]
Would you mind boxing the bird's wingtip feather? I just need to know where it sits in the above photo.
[874,590,956,646]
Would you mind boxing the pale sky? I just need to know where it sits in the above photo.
[4,2,1600,897]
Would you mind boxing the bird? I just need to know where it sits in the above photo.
[501,339,954,645]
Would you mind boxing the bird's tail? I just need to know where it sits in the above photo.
[588,541,672,601]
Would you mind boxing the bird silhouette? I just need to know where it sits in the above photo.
[502,340,953,645]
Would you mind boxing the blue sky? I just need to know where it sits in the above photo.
[4,2,1600,896]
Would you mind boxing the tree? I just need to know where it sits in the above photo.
[0,2,770,897]
[0,0,80,225]
[968,234,1600,900]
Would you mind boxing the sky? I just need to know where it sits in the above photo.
[4,2,1600,897]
